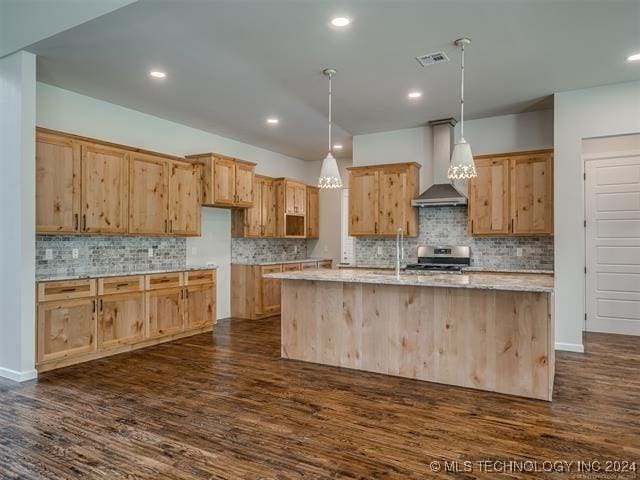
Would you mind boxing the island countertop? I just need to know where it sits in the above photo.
[265,268,554,293]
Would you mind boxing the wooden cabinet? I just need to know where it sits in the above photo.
[36,131,81,233]
[468,157,510,235]
[81,143,129,234]
[259,265,282,314]
[185,153,256,208]
[232,175,276,238]
[276,179,307,238]
[168,161,201,235]
[468,150,553,236]
[348,163,420,237]
[36,268,217,372]
[129,153,168,235]
[306,186,320,238]
[282,263,301,272]
[37,128,201,237]
[284,180,306,214]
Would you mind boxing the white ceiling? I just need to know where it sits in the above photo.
[26,0,640,160]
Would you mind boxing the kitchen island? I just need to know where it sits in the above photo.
[265,269,555,400]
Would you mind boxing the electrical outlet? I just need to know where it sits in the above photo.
[294,245,298,254]
[377,247,383,256]
[148,248,154,258]
[72,248,79,259]
[516,248,523,257]
[45,249,53,260]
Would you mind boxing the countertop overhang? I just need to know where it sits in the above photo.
[265,269,554,293]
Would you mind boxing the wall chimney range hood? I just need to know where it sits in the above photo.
[412,118,468,207]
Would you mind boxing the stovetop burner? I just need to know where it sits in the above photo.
[405,245,470,274]
[405,263,464,273]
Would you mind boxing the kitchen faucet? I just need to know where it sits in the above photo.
[396,227,404,279]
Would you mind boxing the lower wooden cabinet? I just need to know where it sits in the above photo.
[231,260,332,319]
[36,269,217,372]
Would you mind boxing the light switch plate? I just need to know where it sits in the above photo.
[45,249,53,260]
[148,248,154,258]
[377,247,383,255]
[294,245,298,254]
[72,248,79,259]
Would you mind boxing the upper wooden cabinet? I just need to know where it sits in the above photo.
[468,150,553,236]
[36,131,81,233]
[284,180,306,215]
[348,163,420,237]
[232,175,276,238]
[276,179,307,238]
[36,128,201,237]
[306,186,319,239]
[81,143,129,234]
[185,153,256,208]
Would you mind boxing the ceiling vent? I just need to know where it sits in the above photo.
[415,51,450,67]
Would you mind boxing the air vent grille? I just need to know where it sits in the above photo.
[416,51,450,67]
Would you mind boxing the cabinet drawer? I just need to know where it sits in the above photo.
[145,272,183,290]
[282,263,301,272]
[301,261,318,270]
[185,269,216,286]
[98,275,144,295]
[318,260,332,269]
[38,279,96,302]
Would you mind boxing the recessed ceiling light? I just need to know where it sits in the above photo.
[266,117,279,125]
[333,144,343,150]
[627,53,640,62]
[149,70,166,79]
[408,91,422,99]
[331,16,351,27]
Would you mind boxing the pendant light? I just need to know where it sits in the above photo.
[447,38,477,180]
[318,68,343,189]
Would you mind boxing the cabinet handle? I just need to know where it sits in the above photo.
[169,220,173,232]
[406,221,409,233]
[185,288,189,299]
[165,219,168,233]
[511,218,514,232]
[92,300,96,313]
[74,214,79,230]
[180,289,183,300]
[374,221,378,233]
[82,214,86,231]
[99,299,103,312]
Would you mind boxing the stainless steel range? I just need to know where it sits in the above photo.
[405,245,470,273]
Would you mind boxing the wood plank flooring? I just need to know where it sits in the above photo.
[1,318,638,479]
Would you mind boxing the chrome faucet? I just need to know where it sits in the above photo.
[396,227,404,278]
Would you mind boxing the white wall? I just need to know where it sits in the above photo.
[554,81,640,352]
[352,110,553,192]
[0,51,37,381]
[36,82,319,319]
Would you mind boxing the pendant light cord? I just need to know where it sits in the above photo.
[328,73,332,151]
[460,42,464,139]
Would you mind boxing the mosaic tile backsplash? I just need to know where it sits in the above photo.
[231,238,308,263]
[355,206,554,270]
[36,235,187,279]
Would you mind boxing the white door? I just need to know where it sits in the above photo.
[585,153,640,335]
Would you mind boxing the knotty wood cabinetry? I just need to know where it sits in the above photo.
[231,175,277,238]
[276,179,307,238]
[468,150,553,236]
[348,163,420,237]
[36,128,201,237]
[306,186,320,238]
[231,260,332,319]
[185,153,256,208]
[36,269,217,372]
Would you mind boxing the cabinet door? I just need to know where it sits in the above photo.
[129,154,168,235]
[468,157,510,235]
[306,186,319,238]
[378,166,409,235]
[285,182,297,214]
[146,288,183,338]
[98,292,145,349]
[259,265,282,314]
[349,170,379,235]
[185,284,216,328]
[81,143,129,233]
[37,298,96,364]
[511,154,553,235]
[168,161,200,236]
[262,179,277,237]
[294,184,306,214]
[213,156,236,205]
[36,132,81,233]
[235,162,254,207]
[245,176,263,237]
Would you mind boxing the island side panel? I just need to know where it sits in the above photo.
[280,280,553,400]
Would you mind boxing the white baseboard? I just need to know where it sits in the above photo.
[555,342,584,353]
[0,367,38,382]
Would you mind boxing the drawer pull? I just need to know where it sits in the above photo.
[157,278,171,283]
[117,283,129,288]
[60,288,77,293]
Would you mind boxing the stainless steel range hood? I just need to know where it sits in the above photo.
[412,118,467,207]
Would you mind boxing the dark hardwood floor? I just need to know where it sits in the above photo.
[1,318,639,479]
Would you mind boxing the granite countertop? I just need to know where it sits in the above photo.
[36,264,218,282]
[265,269,554,293]
[339,264,553,275]
[232,258,332,266]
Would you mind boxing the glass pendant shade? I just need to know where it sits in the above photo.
[447,138,476,180]
[318,152,342,188]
